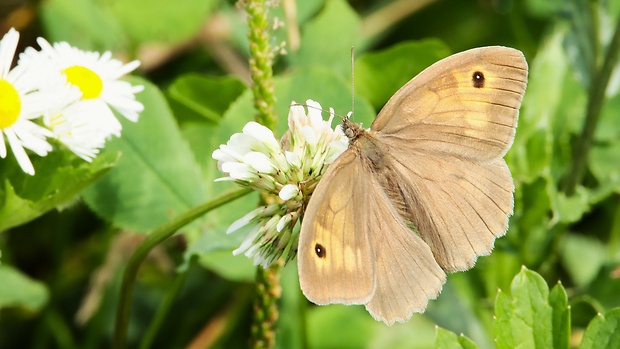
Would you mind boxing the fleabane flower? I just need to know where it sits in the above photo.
[0,28,56,175]
[212,100,348,268]
[18,37,144,159]
[44,94,109,162]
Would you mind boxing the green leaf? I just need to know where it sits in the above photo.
[494,290,515,346]
[509,178,554,266]
[109,0,217,44]
[508,28,559,181]
[426,274,493,348]
[168,74,247,123]
[524,0,566,18]
[291,0,361,77]
[494,267,554,349]
[435,327,479,349]
[307,304,377,348]
[83,77,205,232]
[40,0,127,51]
[590,140,620,195]
[307,304,439,349]
[192,249,256,282]
[586,265,620,310]
[571,296,602,328]
[0,151,118,233]
[0,264,49,311]
[549,282,570,349]
[548,185,590,224]
[579,308,620,349]
[595,94,620,143]
[355,39,451,109]
[476,250,523,303]
[561,234,606,287]
[563,0,595,89]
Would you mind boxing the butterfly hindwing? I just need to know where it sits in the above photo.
[386,151,514,271]
[362,174,446,324]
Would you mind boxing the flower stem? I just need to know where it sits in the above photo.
[246,0,278,130]
[563,11,620,195]
[250,263,282,349]
[113,188,252,349]
[245,0,282,347]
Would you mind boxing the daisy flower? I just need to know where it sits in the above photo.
[212,100,348,268]
[18,37,144,158]
[44,94,110,162]
[0,28,56,175]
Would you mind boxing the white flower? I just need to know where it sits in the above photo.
[18,37,144,158]
[0,28,57,175]
[44,98,114,162]
[213,100,348,267]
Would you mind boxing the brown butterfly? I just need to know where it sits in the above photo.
[297,46,528,325]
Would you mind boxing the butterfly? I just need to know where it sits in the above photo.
[297,46,528,325]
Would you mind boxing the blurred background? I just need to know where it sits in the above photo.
[1,0,619,348]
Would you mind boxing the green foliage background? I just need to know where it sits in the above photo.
[1,0,620,348]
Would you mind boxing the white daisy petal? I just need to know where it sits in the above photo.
[0,28,19,77]
[5,129,35,175]
[0,28,58,175]
[0,132,6,157]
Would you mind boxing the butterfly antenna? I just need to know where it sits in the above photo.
[289,103,348,122]
[351,46,355,121]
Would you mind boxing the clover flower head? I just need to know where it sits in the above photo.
[212,100,348,267]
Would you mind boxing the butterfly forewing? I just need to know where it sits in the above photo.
[371,46,527,161]
[298,150,375,305]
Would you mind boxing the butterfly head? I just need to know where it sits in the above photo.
[342,115,365,144]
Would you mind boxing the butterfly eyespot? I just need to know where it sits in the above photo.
[314,243,326,258]
[472,71,485,88]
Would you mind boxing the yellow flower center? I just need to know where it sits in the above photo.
[63,65,103,99]
[0,79,21,129]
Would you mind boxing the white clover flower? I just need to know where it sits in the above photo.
[18,37,144,158]
[213,100,348,268]
[0,28,58,175]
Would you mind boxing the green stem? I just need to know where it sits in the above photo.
[139,256,196,349]
[113,188,252,349]
[44,308,77,349]
[246,0,278,130]
[245,1,282,347]
[563,12,620,195]
[250,264,282,349]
